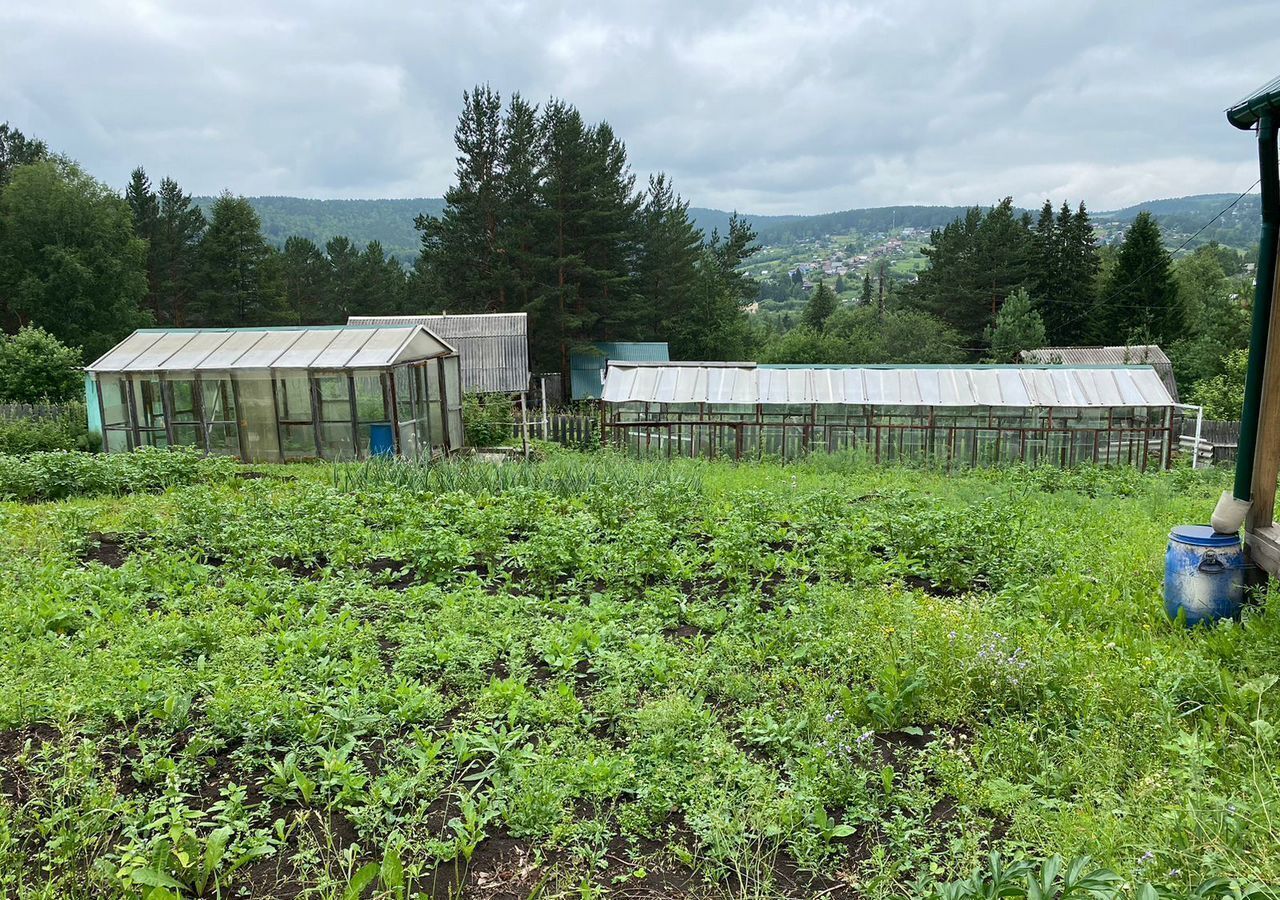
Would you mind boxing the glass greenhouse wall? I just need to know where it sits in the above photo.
[600,363,1177,470]
[87,326,465,462]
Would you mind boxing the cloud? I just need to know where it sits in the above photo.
[2,0,1279,213]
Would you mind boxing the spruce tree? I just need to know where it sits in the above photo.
[1044,201,1099,345]
[498,94,542,315]
[415,86,507,314]
[356,241,407,316]
[635,173,703,342]
[860,271,873,304]
[803,281,838,331]
[1097,212,1181,345]
[124,167,159,240]
[125,167,163,322]
[324,236,362,322]
[151,177,206,326]
[193,192,282,326]
[678,213,758,360]
[983,287,1046,361]
[280,236,328,324]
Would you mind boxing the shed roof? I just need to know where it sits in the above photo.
[1019,345,1179,401]
[570,342,670,400]
[88,325,455,374]
[348,314,529,393]
[601,363,1175,408]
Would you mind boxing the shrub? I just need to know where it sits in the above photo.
[0,402,96,453]
[0,446,235,502]
[0,327,84,403]
[462,393,515,447]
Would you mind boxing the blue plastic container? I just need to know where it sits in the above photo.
[1164,526,1245,626]
[369,424,395,457]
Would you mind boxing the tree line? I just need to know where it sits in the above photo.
[0,110,1255,410]
[0,88,758,377]
[760,194,1251,406]
[410,86,757,373]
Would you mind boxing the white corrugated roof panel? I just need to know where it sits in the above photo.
[236,331,303,369]
[193,331,267,371]
[89,326,454,374]
[273,329,341,369]
[161,331,234,370]
[347,327,415,368]
[120,331,196,372]
[601,363,1176,409]
[89,331,164,372]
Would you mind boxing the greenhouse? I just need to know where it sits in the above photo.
[600,362,1178,469]
[86,325,465,462]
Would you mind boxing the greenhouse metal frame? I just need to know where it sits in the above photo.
[86,325,465,463]
[600,362,1178,470]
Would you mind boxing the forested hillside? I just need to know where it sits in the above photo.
[202,194,1261,264]
[192,196,444,262]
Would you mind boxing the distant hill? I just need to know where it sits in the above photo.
[1095,193,1261,250]
[199,192,1262,262]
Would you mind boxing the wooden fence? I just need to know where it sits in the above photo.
[0,402,81,421]
[1179,417,1239,465]
[520,413,598,448]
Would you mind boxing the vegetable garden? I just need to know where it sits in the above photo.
[0,449,1277,899]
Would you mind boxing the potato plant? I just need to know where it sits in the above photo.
[0,452,1276,899]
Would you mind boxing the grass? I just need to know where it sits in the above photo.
[0,450,1277,899]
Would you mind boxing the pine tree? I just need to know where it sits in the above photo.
[1096,211,1181,344]
[860,271,873,304]
[803,281,838,331]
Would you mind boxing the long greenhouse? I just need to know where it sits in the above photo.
[86,325,465,463]
[600,362,1178,469]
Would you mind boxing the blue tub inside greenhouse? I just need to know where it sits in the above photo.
[1163,526,1245,626]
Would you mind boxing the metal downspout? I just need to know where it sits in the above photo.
[1234,113,1280,504]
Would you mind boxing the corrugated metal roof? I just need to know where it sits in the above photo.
[87,326,455,373]
[348,314,529,393]
[1020,345,1179,401]
[570,342,670,400]
[602,363,1175,408]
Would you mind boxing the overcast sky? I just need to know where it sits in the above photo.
[4,0,1280,215]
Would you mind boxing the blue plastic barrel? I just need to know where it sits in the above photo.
[369,424,395,457]
[1164,526,1245,626]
